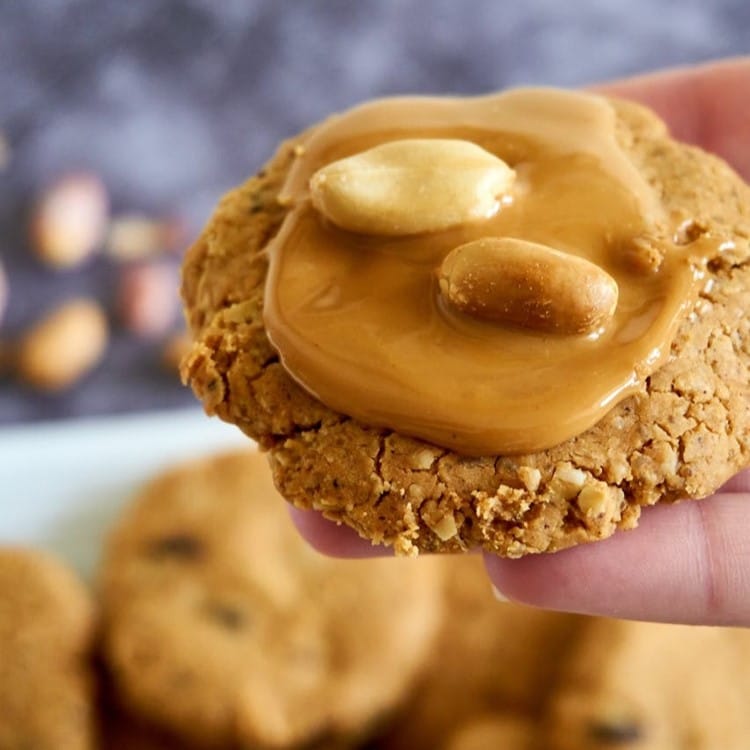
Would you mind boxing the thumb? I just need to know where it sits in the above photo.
[485,491,750,626]
[595,57,750,180]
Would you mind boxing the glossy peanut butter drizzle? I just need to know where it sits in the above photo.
[264,89,725,455]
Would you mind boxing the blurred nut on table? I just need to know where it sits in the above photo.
[30,173,109,270]
[10,171,188,389]
[1,161,196,421]
[16,298,109,392]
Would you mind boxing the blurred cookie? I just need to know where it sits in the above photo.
[0,547,96,750]
[376,554,582,750]
[99,450,443,749]
[546,617,750,748]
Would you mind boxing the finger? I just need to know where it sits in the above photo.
[288,506,391,558]
[485,493,750,626]
[594,57,750,180]
[720,468,750,493]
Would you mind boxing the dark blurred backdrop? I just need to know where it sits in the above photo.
[1,0,748,423]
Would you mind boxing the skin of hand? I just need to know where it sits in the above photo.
[291,57,750,626]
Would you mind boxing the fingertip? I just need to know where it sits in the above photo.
[484,503,694,621]
[594,57,750,179]
[484,495,750,626]
[719,468,750,493]
[288,506,391,559]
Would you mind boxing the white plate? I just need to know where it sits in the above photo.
[0,409,250,578]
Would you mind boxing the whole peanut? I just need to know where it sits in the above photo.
[17,299,108,390]
[439,237,619,334]
[310,138,515,235]
[30,173,109,269]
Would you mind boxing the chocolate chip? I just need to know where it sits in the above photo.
[588,719,644,744]
[204,601,247,631]
[146,534,203,561]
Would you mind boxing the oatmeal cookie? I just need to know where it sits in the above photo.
[99,451,442,749]
[182,91,750,556]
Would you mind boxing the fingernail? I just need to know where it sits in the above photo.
[491,583,509,602]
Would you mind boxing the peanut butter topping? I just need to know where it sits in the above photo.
[264,89,727,455]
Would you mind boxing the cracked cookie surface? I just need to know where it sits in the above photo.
[99,451,442,748]
[181,97,750,556]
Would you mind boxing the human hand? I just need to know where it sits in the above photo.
[292,57,750,626]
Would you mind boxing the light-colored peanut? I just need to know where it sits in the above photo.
[438,237,618,334]
[17,299,108,391]
[309,138,515,235]
[577,483,613,518]
[30,173,109,269]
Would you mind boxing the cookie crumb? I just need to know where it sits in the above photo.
[576,484,612,519]
[431,514,458,542]
[518,466,542,492]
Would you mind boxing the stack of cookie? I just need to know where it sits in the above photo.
[3,448,750,748]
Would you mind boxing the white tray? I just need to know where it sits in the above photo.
[0,409,249,578]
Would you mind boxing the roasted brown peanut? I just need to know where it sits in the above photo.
[16,298,108,390]
[29,173,109,269]
[309,138,515,235]
[438,237,618,334]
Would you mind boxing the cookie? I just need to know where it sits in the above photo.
[181,88,750,558]
[0,547,97,750]
[545,617,750,748]
[99,450,443,749]
[375,554,582,750]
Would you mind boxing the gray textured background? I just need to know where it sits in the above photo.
[1,0,748,423]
